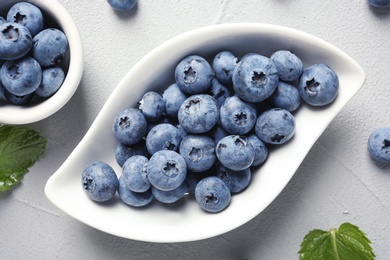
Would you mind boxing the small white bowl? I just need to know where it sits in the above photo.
[45,23,365,243]
[0,0,83,125]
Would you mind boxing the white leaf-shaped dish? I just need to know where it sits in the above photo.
[45,23,365,243]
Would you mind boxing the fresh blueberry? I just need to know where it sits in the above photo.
[232,53,279,103]
[175,55,214,94]
[255,108,295,145]
[1,56,42,96]
[122,155,150,192]
[81,161,119,202]
[147,150,187,191]
[367,128,390,164]
[368,0,390,7]
[32,28,68,67]
[35,67,65,97]
[178,94,219,134]
[151,181,187,204]
[179,135,216,172]
[216,135,255,171]
[247,134,268,167]
[138,91,165,122]
[4,90,34,105]
[112,108,148,145]
[195,176,231,213]
[162,83,187,118]
[115,140,149,167]
[220,95,257,135]
[208,124,228,145]
[118,176,154,207]
[0,22,32,60]
[215,163,251,193]
[185,170,213,195]
[298,64,339,106]
[146,123,182,154]
[107,0,137,12]
[7,2,44,36]
[212,50,238,85]
[270,50,303,82]
[269,81,301,112]
[208,77,232,108]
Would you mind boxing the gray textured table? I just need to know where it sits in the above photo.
[2,1,390,259]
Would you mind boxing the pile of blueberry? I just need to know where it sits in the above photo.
[82,49,339,213]
[0,2,68,105]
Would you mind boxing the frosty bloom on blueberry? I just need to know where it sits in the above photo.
[112,108,147,145]
[367,128,390,164]
[0,22,32,60]
[195,176,231,213]
[7,2,44,37]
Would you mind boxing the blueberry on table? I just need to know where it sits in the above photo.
[216,135,255,171]
[122,155,150,193]
[195,176,231,213]
[1,55,42,96]
[147,150,187,191]
[368,0,390,7]
[212,50,238,85]
[298,64,339,107]
[35,67,65,97]
[146,123,182,154]
[32,28,68,67]
[179,135,216,172]
[255,108,295,145]
[270,50,303,82]
[138,91,165,122]
[175,55,214,94]
[118,176,154,207]
[269,81,301,112]
[0,22,32,61]
[107,0,137,12]
[112,108,147,145]
[220,95,257,135]
[82,161,119,202]
[232,53,279,103]
[7,2,44,36]
[368,128,390,164]
[178,94,219,134]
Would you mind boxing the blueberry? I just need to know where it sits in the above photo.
[270,50,303,82]
[118,176,154,207]
[151,181,187,204]
[175,55,214,94]
[216,135,255,171]
[147,150,187,191]
[178,94,219,134]
[112,108,147,145]
[4,90,34,105]
[215,163,251,193]
[138,91,165,122]
[368,0,390,7]
[32,28,68,67]
[208,77,232,108]
[220,95,257,135]
[247,133,268,167]
[122,155,150,192]
[7,2,44,37]
[146,123,182,154]
[115,140,149,167]
[298,64,339,106]
[185,170,213,195]
[35,67,65,97]
[0,22,32,60]
[195,176,231,213]
[269,81,301,112]
[1,56,42,96]
[162,83,187,118]
[179,135,216,172]
[367,128,390,164]
[81,161,119,202]
[232,53,279,103]
[255,108,295,145]
[212,50,238,85]
[107,0,137,12]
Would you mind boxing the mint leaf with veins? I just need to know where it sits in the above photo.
[0,125,47,191]
[299,222,375,260]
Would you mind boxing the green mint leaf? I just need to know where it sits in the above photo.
[0,125,47,191]
[299,222,375,260]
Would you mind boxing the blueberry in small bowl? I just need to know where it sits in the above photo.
[0,0,83,125]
